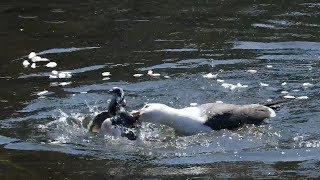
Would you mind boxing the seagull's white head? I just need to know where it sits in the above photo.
[133,103,173,123]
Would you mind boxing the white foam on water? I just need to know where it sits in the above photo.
[202,73,218,79]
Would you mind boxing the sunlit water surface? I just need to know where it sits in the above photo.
[0,0,319,179]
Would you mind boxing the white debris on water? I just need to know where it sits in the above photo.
[150,73,161,77]
[50,82,58,86]
[216,100,224,103]
[281,91,289,94]
[267,65,273,68]
[52,70,59,75]
[23,60,30,67]
[297,96,309,100]
[303,83,314,87]
[45,62,57,68]
[31,63,36,68]
[284,95,295,99]
[247,69,257,74]
[190,103,198,106]
[260,82,269,87]
[37,90,49,96]
[292,89,300,92]
[49,75,58,79]
[59,82,71,86]
[164,75,170,78]
[80,92,88,94]
[147,70,160,77]
[217,79,225,83]
[40,58,50,62]
[31,56,42,62]
[147,70,153,75]
[221,83,248,90]
[102,77,110,80]
[28,52,36,59]
[133,74,143,77]
[267,99,272,102]
[58,71,72,78]
[202,73,218,79]
[102,72,111,76]
[281,82,287,86]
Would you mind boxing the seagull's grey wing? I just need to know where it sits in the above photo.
[199,103,273,130]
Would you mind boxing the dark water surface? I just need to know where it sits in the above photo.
[1,0,320,179]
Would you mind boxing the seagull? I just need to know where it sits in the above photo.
[132,102,277,136]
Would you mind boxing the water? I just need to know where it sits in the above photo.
[1,0,320,179]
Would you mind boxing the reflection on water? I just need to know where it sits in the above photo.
[0,0,320,178]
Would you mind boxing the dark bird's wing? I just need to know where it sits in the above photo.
[89,111,110,132]
[199,103,274,130]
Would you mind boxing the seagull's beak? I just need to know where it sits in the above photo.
[108,89,115,93]
[131,110,142,126]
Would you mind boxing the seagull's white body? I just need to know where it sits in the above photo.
[138,103,276,136]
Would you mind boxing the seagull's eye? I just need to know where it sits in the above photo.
[144,105,150,109]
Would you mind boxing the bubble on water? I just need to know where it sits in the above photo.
[281,91,289,94]
[281,82,287,86]
[45,62,57,68]
[164,75,170,79]
[203,73,218,79]
[267,65,273,68]
[260,82,269,87]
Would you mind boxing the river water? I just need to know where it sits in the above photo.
[0,0,320,179]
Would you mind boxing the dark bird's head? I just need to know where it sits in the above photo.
[109,87,124,102]
[108,87,126,116]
